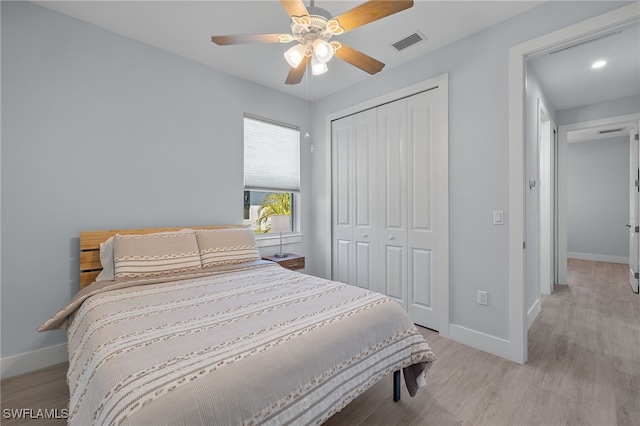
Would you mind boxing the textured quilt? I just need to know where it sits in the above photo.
[40,262,435,425]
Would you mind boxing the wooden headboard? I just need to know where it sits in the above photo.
[79,225,246,289]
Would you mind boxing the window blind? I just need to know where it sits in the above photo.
[244,115,300,192]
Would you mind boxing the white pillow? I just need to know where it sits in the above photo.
[95,236,115,281]
[94,228,194,281]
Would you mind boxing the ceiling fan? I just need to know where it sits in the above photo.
[211,0,414,85]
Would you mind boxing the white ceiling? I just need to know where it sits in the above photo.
[34,0,543,101]
[529,22,640,112]
[528,21,640,142]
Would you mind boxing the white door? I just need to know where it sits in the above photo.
[332,115,353,284]
[377,89,442,330]
[378,98,408,308]
[331,109,378,290]
[332,80,448,331]
[629,127,639,293]
[406,90,441,328]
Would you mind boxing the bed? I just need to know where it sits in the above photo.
[39,225,435,425]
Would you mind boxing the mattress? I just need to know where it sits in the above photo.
[39,261,435,425]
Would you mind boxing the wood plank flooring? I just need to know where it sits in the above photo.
[2,259,638,425]
[1,362,68,425]
[326,259,639,426]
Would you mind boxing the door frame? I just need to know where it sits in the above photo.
[325,73,450,336]
[556,113,640,280]
[629,122,640,293]
[508,3,639,364]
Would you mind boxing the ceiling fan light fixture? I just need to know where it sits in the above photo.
[284,43,307,68]
[312,39,333,62]
[212,0,414,85]
[311,55,328,76]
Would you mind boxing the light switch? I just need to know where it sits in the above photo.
[493,210,504,225]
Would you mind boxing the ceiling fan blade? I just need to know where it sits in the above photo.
[334,43,385,75]
[280,0,309,20]
[285,56,309,85]
[211,34,287,45]
[331,0,413,33]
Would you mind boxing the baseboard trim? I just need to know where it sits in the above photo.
[567,252,629,264]
[527,298,541,330]
[448,324,511,360]
[1,344,67,379]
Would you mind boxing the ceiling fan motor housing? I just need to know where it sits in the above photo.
[290,12,335,52]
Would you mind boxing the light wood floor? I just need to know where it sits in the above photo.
[2,259,638,425]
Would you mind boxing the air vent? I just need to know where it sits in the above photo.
[392,31,426,51]
[598,128,624,135]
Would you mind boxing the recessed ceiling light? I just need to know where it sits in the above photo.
[592,60,607,69]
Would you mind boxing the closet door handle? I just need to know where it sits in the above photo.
[388,236,395,240]
[362,234,368,238]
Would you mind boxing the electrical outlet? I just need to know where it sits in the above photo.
[478,290,488,306]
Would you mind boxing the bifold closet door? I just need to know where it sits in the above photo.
[377,89,441,330]
[405,89,441,329]
[377,99,408,310]
[331,108,378,291]
[332,86,444,331]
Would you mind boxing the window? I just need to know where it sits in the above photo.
[243,115,300,240]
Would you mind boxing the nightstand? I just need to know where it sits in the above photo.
[262,253,305,271]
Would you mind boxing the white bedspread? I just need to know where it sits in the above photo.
[41,262,435,425]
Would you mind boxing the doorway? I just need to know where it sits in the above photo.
[557,115,640,284]
[508,4,640,364]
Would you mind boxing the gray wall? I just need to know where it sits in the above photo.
[567,136,630,258]
[308,1,627,340]
[1,1,310,359]
[557,95,640,125]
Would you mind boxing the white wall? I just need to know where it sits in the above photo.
[308,1,628,343]
[567,136,630,260]
[0,1,310,376]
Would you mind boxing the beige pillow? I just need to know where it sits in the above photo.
[113,232,202,279]
[196,227,260,268]
[96,229,194,281]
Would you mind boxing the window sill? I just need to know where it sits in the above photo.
[255,233,302,248]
